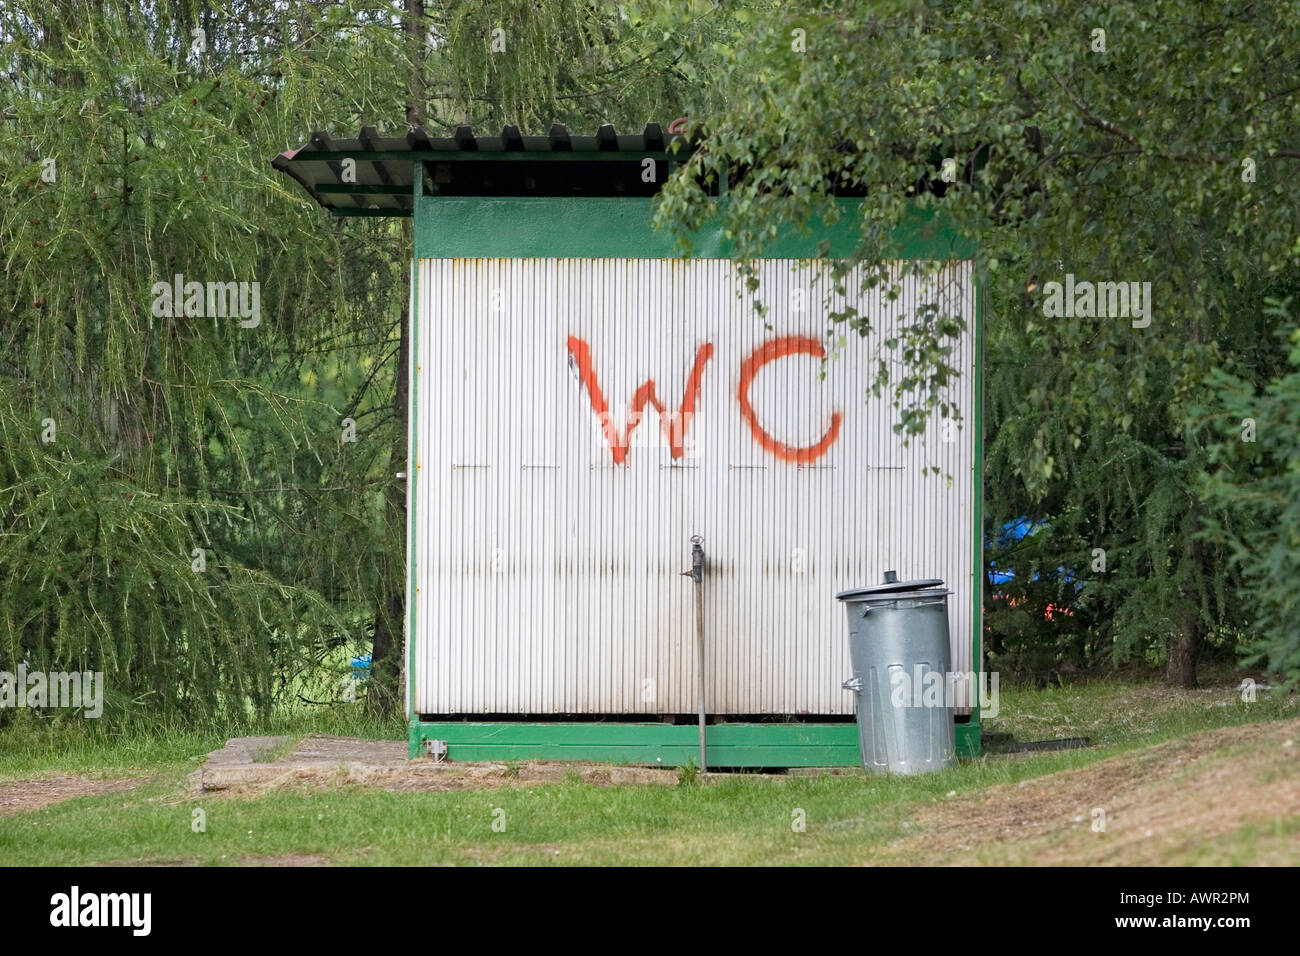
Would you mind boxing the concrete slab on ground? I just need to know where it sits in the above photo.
[192,733,699,794]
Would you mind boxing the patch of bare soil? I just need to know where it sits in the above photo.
[878,717,1300,865]
[0,776,145,817]
[93,857,198,867]
[192,733,686,795]
[237,854,331,866]
[96,854,332,867]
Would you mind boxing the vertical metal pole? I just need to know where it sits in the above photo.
[688,535,706,771]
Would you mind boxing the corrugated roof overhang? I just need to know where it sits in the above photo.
[272,123,687,217]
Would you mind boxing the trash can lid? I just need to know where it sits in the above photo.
[835,570,945,601]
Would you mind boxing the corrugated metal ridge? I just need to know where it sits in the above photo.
[271,122,687,216]
[281,121,680,156]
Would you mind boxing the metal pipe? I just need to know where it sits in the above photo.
[683,535,707,771]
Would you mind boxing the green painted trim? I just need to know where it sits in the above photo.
[404,171,421,723]
[408,720,859,767]
[413,197,975,260]
[955,720,978,758]
[408,719,981,766]
[969,264,985,756]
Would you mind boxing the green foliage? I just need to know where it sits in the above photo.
[1198,300,1300,686]
[0,0,418,718]
[0,382,340,718]
[434,0,721,130]
[652,0,1300,684]
[676,757,699,786]
[6,0,1296,719]
[0,0,731,720]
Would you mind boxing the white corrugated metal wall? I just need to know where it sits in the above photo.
[412,258,976,715]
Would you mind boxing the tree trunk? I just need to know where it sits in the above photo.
[404,0,426,128]
[368,0,425,718]
[1166,502,1205,689]
[1165,621,1199,688]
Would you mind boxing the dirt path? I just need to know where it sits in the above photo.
[0,776,145,817]
[878,717,1300,865]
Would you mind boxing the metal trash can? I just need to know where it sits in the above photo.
[836,571,956,774]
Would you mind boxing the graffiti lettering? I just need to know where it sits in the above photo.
[567,334,843,465]
[566,336,714,464]
[738,335,842,463]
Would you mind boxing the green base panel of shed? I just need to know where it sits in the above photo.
[408,719,979,767]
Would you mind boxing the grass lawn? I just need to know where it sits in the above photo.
[1,676,1296,865]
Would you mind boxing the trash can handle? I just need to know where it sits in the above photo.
[841,676,863,692]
